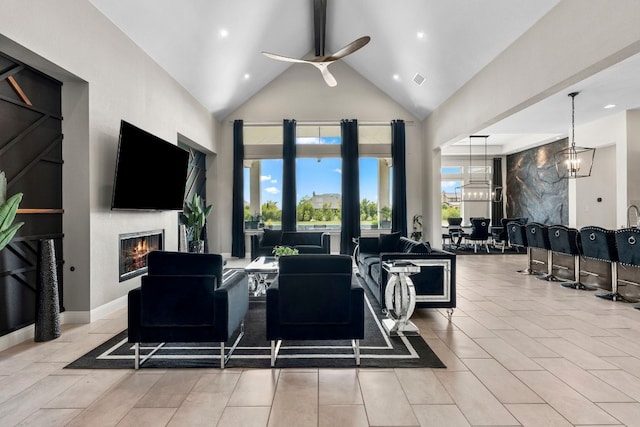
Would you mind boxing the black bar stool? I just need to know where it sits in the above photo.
[526,222,552,279]
[507,221,529,274]
[579,226,620,301]
[548,225,590,288]
[614,227,640,303]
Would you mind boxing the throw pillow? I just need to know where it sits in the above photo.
[260,229,282,247]
[409,242,432,254]
[378,232,401,253]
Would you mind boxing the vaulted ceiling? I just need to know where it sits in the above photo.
[89,0,640,153]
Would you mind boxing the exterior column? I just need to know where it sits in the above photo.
[249,161,261,216]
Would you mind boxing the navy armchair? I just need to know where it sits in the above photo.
[128,251,249,369]
[266,254,364,367]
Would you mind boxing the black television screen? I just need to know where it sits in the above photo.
[111,120,189,210]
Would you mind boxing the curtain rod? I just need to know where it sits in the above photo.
[228,120,414,127]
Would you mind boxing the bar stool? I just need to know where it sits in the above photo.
[548,225,590,289]
[579,226,620,301]
[507,221,529,274]
[526,222,552,279]
[614,227,640,303]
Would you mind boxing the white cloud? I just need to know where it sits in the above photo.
[264,187,280,194]
[333,168,342,174]
[260,175,271,181]
[270,179,277,184]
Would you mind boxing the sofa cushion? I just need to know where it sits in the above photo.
[379,232,401,252]
[282,232,322,246]
[261,229,282,247]
[295,245,324,254]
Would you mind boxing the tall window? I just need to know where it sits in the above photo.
[242,123,392,232]
[441,166,462,225]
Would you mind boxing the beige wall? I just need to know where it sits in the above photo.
[216,59,420,255]
[0,0,219,320]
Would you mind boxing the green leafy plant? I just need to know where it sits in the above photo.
[0,171,24,251]
[272,245,299,257]
[179,194,212,242]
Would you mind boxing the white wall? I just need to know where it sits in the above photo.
[0,0,219,319]
[216,60,420,254]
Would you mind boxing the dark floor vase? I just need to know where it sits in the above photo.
[35,239,61,342]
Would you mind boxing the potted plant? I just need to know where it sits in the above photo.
[179,194,212,253]
[246,212,262,230]
[380,206,392,229]
[0,170,24,251]
[272,245,299,258]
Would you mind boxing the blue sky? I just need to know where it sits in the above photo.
[244,136,382,207]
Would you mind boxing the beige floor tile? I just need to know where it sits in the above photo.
[319,404,369,427]
[135,370,201,408]
[422,338,468,371]
[65,373,162,427]
[434,370,519,426]
[449,316,497,339]
[218,406,271,427]
[268,371,318,427]
[492,329,560,357]
[470,300,514,317]
[0,375,82,426]
[0,362,67,404]
[227,369,279,406]
[603,356,640,379]
[473,337,543,370]
[359,370,419,426]
[551,328,629,357]
[534,357,635,402]
[319,369,363,405]
[14,408,83,427]
[597,336,640,357]
[44,370,128,408]
[467,310,516,330]
[514,370,619,425]
[412,404,470,427]
[463,358,543,404]
[536,337,619,370]
[394,368,453,405]
[590,369,640,402]
[116,407,176,426]
[168,391,230,426]
[504,403,573,426]
[596,402,640,427]
[498,315,559,338]
[435,329,491,359]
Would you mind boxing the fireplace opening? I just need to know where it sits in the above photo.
[119,230,164,282]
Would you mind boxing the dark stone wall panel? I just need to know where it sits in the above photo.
[506,139,568,225]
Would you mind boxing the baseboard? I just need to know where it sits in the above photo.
[0,294,129,352]
[0,325,35,352]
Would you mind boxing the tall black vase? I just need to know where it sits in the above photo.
[35,239,61,342]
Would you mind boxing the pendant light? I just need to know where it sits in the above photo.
[455,135,502,203]
[554,92,596,179]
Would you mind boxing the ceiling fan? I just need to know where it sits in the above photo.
[261,0,371,87]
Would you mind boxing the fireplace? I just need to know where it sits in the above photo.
[119,230,164,282]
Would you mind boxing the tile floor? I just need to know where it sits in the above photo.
[1,254,640,426]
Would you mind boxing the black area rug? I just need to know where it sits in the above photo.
[65,276,446,370]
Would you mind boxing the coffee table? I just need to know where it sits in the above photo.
[244,256,279,296]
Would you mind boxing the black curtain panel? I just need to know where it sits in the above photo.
[391,120,408,237]
[491,157,504,226]
[340,119,361,254]
[231,120,246,258]
[281,119,297,232]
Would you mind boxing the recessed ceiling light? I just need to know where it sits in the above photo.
[243,73,250,80]
[393,74,400,81]
[219,29,229,38]
[416,31,425,40]
[604,104,616,109]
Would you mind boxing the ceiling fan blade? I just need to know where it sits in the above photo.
[328,36,371,60]
[261,51,311,64]
[312,63,337,87]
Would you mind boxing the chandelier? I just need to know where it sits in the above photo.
[554,92,596,179]
[455,135,502,203]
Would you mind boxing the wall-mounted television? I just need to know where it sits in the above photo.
[111,120,189,211]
